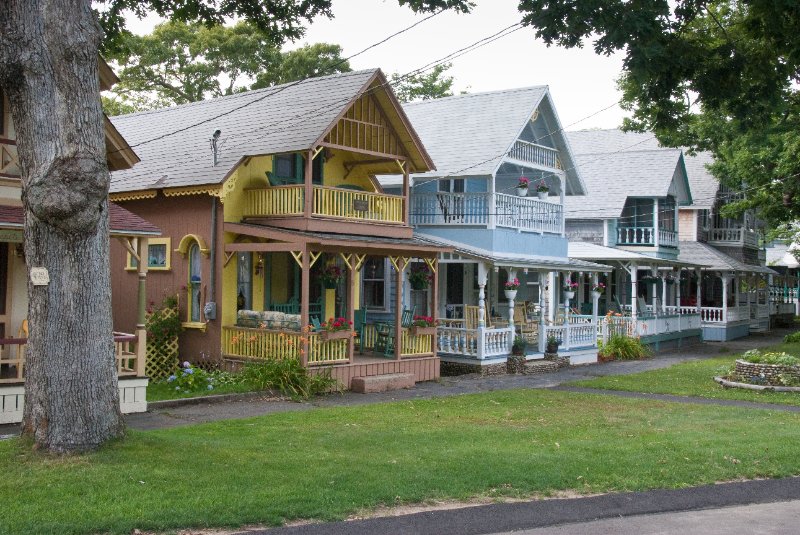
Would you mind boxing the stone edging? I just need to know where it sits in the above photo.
[714,376,800,393]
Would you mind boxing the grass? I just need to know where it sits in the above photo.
[3,389,800,534]
[146,380,260,402]
[570,338,800,406]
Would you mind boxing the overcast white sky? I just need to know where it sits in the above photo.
[126,0,627,130]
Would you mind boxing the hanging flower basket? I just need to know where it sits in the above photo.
[320,264,343,289]
[537,191,548,200]
[409,264,433,290]
[564,290,575,300]
[504,289,518,300]
[516,187,528,197]
[591,290,602,300]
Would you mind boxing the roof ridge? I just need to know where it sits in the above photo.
[404,85,548,107]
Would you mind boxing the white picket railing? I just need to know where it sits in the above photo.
[495,193,563,234]
[708,226,758,248]
[437,326,513,359]
[507,140,561,169]
[542,322,597,351]
[659,228,678,247]
[616,227,677,247]
[598,313,701,342]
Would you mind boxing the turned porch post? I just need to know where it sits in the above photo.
[507,268,517,328]
[395,260,404,360]
[346,257,355,362]
[721,273,730,323]
[696,268,703,315]
[478,262,488,327]
[300,248,310,367]
[135,237,149,377]
[630,264,639,321]
[430,258,439,357]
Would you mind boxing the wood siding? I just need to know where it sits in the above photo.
[307,356,440,389]
[110,193,222,359]
[565,219,604,245]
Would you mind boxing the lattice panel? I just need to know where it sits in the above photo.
[145,306,180,380]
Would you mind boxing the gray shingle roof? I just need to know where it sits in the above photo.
[109,69,392,193]
[567,128,719,209]
[563,148,686,219]
[379,87,585,194]
[678,241,776,274]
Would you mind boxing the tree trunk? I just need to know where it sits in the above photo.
[0,1,124,452]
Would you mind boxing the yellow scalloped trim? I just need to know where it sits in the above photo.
[109,190,157,201]
[175,234,210,257]
[163,186,221,197]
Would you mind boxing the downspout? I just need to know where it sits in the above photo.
[209,196,218,310]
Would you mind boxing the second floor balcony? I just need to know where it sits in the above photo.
[708,226,759,249]
[410,191,564,235]
[616,226,678,248]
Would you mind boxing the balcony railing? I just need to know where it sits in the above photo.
[507,140,561,169]
[0,138,20,176]
[244,185,405,224]
[616,226,678,247]
[708,226,758,248]
[410,192,564,234]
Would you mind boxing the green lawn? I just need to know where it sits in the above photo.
[3,389,800,534]
[146,379,261,402]
[571,338,800,406]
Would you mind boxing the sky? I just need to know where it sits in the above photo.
[125,0,627,130]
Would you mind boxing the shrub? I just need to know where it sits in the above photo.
[241,358,339,400]
[598,334,652,361]
[165,361,215,393]
[783,331,800,343]
[741,349,800,367]
[146,295,181,346]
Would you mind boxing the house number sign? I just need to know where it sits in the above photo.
[353,199,369,212]
[30,267,50,286]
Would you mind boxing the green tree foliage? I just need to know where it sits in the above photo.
[517,1,800,238]
[104,20,352,113]
[391,63,456,102]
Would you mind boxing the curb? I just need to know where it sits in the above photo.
[714,376,800,393]
[147,390,283,410]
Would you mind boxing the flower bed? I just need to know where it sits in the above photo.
[719,349,800,389]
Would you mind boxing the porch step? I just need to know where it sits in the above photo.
[523,360,559,375]
[351,373,415,394]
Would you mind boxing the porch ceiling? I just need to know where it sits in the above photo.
[225,222,452,257]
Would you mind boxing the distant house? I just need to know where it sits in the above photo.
[109,69,451,389]
[380,87,609,372]
[0,60,157,423]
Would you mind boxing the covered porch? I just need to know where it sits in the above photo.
[221,222,450,387]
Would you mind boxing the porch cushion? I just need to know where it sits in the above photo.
[236,310,301,330]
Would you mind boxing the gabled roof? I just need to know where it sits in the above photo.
[0,203,160,236]
[379,86,585,194]
[564,129,691,219]
[110,69,431,194]
[567,128,718,209]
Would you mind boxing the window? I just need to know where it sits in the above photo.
[271,153,323,185]
[659,196,676,231]
[237,252,252,311]
[188,243,202,323]
[620,199,654,228]
[698,209,710,231]
[438,178,465,193]
[126,237,171,270]
[362,257,388,312]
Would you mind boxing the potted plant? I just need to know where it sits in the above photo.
[511,335,526,356]
[411,315,438,335]
[546,334,560,354]
[408,263,433,290]
[320,264,343,289]
[504,277,520,300]
[319,317,354,341]
[563,280,578,300]
[535,179,549,200]
[591,282,606,300]
[516,177,529,197]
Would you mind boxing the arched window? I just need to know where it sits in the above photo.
[188,243,202,322]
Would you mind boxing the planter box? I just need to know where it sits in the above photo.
[411,326,437,336]
[319,330,352,341]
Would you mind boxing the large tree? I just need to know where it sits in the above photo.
[105,21,351,113]
[391,62,457,102]
[518,0,800,237]
[0,0,472,453]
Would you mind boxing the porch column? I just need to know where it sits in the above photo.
[507,269,517,328]
[303,149,314,218]
[559,172,566,238]
[346,259,355,362]
[547,271,557,324]
[135,237,149,377]
[676,269,682,311]
[477,262,489,327]
[696,268,703,316]
[653,199,660,247]
[395,260,404,360]
[300,248,310,367]
[402,162,410,225]
[650,266,658,311]
[591,272,600,320]
[721,273,729,323]
[661,269,668,311]
[734,275,741,309]
[430,258,439,358]
[630,264,638,321]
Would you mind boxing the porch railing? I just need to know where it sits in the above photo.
[659,228,678,247]
[0,138,19,176]
[0,331,143,385]
[598,313,701,342]
[244,185,405,224]
[437,326,513,359]
[410,192,564,234]
[542,322,597,351]
[708,226,758,248]
[616,226,678,247]
[507,140,561,169]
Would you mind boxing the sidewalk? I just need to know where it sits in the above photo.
[124,326,794,431]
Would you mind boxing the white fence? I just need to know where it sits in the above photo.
[599,313,701,342]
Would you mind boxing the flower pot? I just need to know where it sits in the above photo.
[504,289,518,300]
[323,280,337,290]
[410,280,429,291]
[546,342,559,353]
[411,325,437,336]
[537,191,548,200]
[319,330,351,341]
[591,290,602,300]
[516,187,528,197]
[564,290,575,300]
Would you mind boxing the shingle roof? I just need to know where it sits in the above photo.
[379,87,585,194]
[567,128,719,209]
[110,69,423,194]
[0,204,160,236]
[569,241,705,268]
[678,241,776,274]
[563,148,686,219]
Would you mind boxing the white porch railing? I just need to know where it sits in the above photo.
[410,192,564,234]
[437,326,514,359]
[616,227,677,247]
[507,140,561,169]
[708,226,758,248]
[659,228,678,247]
[542,322,597,351]
[599,313,701,342]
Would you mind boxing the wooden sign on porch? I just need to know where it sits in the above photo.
[353,199,369,212]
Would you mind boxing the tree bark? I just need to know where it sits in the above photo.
[0,0,124,452]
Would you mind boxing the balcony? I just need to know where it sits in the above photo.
[410,191,564,234]
[243,185,409,237]
[507,140,561,170]
[616,227,678,248]
[708,226,758,249]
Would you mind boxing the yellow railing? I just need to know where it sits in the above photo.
[312,186,404,224]
[362,323,378,350]
[400,329,433,356]
[244,186,304,217]
[223,326,350,364]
